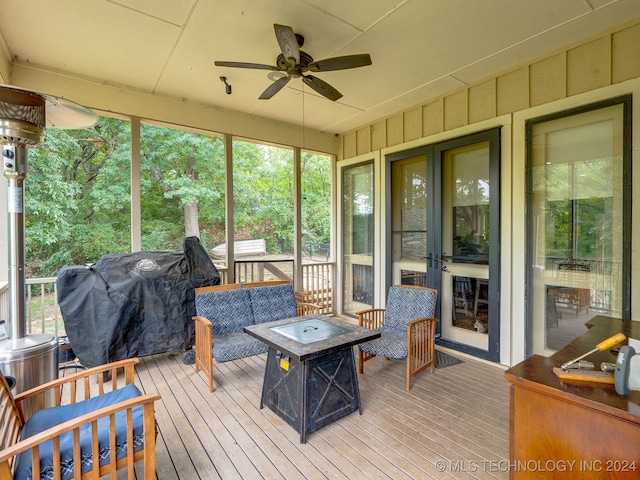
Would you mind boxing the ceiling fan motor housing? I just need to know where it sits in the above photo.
[277,51,313,70]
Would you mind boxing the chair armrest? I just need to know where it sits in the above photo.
[357,308,386,329]
[407,317,438,326]
[406,317,439,388]
[296,302,322,316]
[193,315,212,350]
[193,315,214,392]
[15,358,141,410]
[294,290,310,303]
[193,314,212,328]
[407,317,438,344]
[0,392,160,476]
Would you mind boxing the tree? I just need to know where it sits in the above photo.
[23,117,332,278]
[25,117,131,275]
[139,124,225,249]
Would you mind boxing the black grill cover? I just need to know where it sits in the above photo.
[57,237,220,368]
[184,236,221,288]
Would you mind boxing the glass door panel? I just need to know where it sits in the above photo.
[440,142,491,351]
[342,162,374,315]
[391,155,427,286]
[528,101,628,354]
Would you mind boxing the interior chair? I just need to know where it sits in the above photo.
[357,285,438,391]
[453,276,473,318]
[556,261,591,314]
[0,358,160,480]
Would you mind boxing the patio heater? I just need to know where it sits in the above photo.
[0,85,97,413]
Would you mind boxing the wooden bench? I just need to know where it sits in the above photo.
[210,239,267,258]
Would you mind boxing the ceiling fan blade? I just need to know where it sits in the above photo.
[274,24,300,66]
[215,61,279,71]
[302,75,343,101]
[307,54,372,72]
[259,76,291,99]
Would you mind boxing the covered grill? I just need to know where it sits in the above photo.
[57,237,220,368]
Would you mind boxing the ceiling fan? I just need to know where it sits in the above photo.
[215,24,372,101]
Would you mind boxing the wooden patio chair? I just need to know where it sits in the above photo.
[0,358,160,480]
[357,285,438,391]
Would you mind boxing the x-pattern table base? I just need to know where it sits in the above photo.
[260,346,361,443]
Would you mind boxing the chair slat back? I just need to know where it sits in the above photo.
[0,372,24,470]
[385,285,438,331]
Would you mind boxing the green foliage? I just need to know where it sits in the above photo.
[302,151,331,247]
[541,158,615,260]
[140,124,226,250]
[26,117,132,275]
[23,117,332,278]
[140,219,183,251]
[233,141,294,251]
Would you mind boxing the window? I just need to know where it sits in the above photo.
[342,162,374,314]
[527,97,630,354]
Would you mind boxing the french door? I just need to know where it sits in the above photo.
[388,129,501,361]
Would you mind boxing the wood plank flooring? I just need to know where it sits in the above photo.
[130,348,510,480]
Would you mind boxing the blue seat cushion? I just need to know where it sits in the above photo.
[359,327,407,360]
[15,383,145,480]
[195,288,254,335]
[212,332,268,362]
[248,284,298,323]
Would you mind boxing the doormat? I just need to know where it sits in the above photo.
[435,350,463,369]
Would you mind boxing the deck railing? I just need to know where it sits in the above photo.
[539,257,622,314]
[0,260,334,338]
[0,277,63,338]
[234,260,334,313]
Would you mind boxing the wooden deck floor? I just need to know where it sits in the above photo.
[131,347,510,480]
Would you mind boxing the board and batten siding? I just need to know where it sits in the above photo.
[340,19,640,159]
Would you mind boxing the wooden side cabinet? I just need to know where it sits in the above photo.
[505,317,640,479]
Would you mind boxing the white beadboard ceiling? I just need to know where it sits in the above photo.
[0,0,638,134]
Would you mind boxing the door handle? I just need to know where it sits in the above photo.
[433,257,450,263]
[427,255,450,268]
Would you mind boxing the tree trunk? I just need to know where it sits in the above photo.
[184,202,199,238]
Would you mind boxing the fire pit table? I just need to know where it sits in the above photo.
[244,314,380,443]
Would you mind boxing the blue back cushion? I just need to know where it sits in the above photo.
[15,383,144,480]
[195,288,254,335]
[248,284,298,323]
[384,286,437,332]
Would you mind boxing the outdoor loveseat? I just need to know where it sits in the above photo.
[193,281,319,391]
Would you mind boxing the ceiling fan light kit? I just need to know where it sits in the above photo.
[215,23,372,101]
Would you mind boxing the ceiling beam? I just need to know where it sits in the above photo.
[9,62,339,154]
